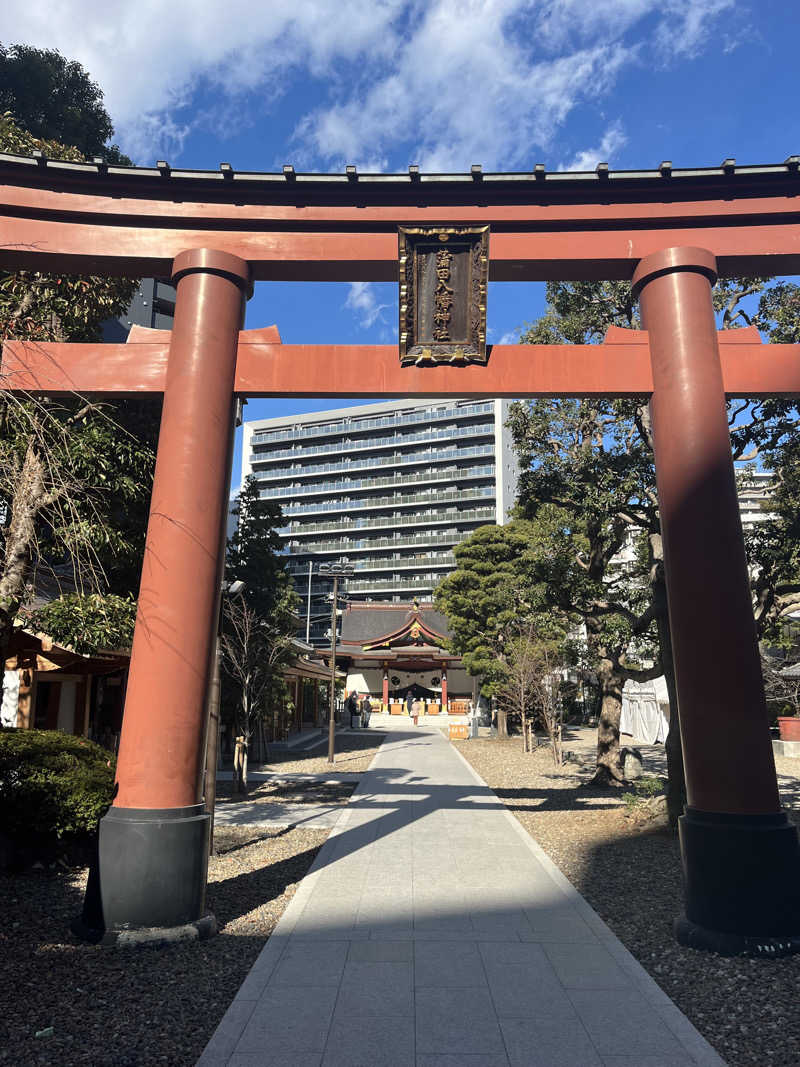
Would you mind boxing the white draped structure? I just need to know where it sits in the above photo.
[620,679,669,745]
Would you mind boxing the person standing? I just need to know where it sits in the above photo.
[346,690,360,728]
[412,696,422,727]
[359,693,371,728]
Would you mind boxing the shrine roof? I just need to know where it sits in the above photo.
[339,602,450,646]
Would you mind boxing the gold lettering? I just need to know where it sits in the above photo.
[433,249,454,340]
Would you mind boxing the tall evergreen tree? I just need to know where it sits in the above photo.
[225,476,298,625]
[0,44,129,162]
[434,520,563,738]
[509,278,800,815]
[222,476,299,775]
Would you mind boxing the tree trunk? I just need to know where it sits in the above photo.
[496,705,508,739]
[659,637,685,828]
[663,680,684,828]
[552,719,563,766]
[233,736,247,794]
[590,664,625,786]
[0,440,50,706]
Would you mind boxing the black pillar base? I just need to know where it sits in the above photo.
[72,804,212,941]
[674,917,800,957]
[676,806,800,956]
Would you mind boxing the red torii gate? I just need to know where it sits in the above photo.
[2,156,799,954]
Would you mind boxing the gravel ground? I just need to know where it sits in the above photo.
[455,729,800,1067]
[0,824,327,1066]
[0,731,385,1065]
[251,728,385,775]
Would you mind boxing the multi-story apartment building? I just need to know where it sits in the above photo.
[737,468,775,532]
[242,398,519,644]
[101,278,176,341]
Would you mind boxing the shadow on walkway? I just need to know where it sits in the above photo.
[199,727,727,1067]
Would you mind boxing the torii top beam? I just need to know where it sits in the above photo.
[1,154,800,281]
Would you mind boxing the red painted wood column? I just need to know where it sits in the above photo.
[633,247,800,954]
[382,664,389,707]
[85,249,252,939]
[441,665,448,710]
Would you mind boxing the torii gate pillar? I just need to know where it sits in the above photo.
[84,249,251,939]
[634,247,800,953]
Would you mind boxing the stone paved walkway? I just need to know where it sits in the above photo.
[198,722,726,1067]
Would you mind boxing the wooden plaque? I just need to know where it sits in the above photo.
[399,225,489,365]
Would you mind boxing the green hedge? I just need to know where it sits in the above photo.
[0,729,116,841]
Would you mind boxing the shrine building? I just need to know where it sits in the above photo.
[337,600,473,714]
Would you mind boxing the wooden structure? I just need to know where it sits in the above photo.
[336,601,461,712]
[282,640,341,736]
[1,155,799,951]
[3,629,128,743]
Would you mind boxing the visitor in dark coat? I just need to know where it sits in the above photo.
[346,691,360,727]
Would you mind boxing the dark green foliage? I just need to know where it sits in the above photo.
[434,520,544,696]
[0,112,138,345]
[226,476,298,625]
[223,477,299,745]
[511,282,673,786]
[510,276,800,796]
[0,44,129,162]
[507,391,659,668]
[0,729,115,841]
[26,593,137,654]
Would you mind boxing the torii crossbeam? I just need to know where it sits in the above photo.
[3,323,799,399]
[3,152,800,955]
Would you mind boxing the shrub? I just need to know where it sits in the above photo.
[622,775,666,811]
[0,728,116,841]
[26,593,136,655]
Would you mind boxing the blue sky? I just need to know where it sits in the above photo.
[5,1,799,483]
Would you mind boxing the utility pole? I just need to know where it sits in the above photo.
[205,579,245,853]
[327,572,339,764]
[305,560,313,644]
[318,561,354,764]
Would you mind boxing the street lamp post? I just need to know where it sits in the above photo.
[318,561,354,763]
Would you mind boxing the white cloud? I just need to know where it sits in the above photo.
[538,0,734,60]
[3,0,734,166]
[344,283,392,330]
[651,0,736,60]
[497,330,520,345]
[293,0,733,170]
[561,119,628,172]
[3,0,406,159]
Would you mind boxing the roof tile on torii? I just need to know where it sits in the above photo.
[2,153,800,280]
